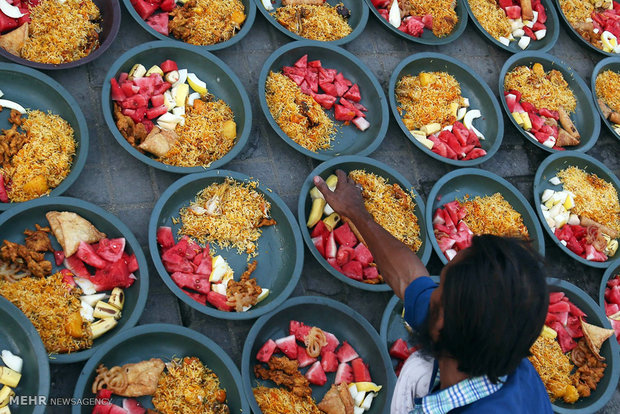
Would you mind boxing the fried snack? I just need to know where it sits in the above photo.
[226,260,262,311]
[304,327,327,358]
[580,320,614,360]
[46,211,106,257]
[254,356,312,398]
[318,383,354,414]
[92,359,165,397]
[570,339,607,398]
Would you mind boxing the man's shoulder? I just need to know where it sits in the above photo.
[454,359,552,413]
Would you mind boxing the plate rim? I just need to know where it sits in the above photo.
[425,167,546,265]
[121,0,257,50]
[600,260,620,320]
[253,0,369,45]
[0,63,90,212]
[100,40,252,174]
[590,56,620,143]
[362,0,469,45]
[387,51,505,167]
[296,155,431,292]
[498,51,601,154]
[533,151,620,269]
[148,169,304,320]
[71,322,250,414]
[258,40,389,161]
[0,196,150,363]
[0,296,50,414]
[240,295,396,414]
[0,0,121,70]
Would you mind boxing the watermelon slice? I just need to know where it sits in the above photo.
[550,321,577,353]
[97,238,126,263]
[336,341,359,363]
[76,242,108,269]
[275,335,298,359]
[323,331,340,352]
[123,398,146,414]
[297,346,317,368]
[325,232,337,259]
[321,350,338,372]
[336,245,355,266]
[171,272,210,295]
[549,292,565,304]
[342,260,363,280]
[131,0,160,19]
[257,339,277,362]
[305,361,327,386]
[327,257,342,272]
[320,82,338,97]
[422,14,433,29]
[334,362,353,384]
[334,104,356,122]
[505,5,521,19]
[363,266,379,280]
[312,236,326,258]
[64,256,90,278]
[334,223,358,247]
[294,54,308,68]
[353,243,373,266]
[313,93,337,110]
[289,320,312,343]
[146,12,169,36]
[351,357,372,382]
[343,84,361,102]
[568,301,586,318]
[389,338,411,360]
[54,250,65,266]
[91,259,135,291]
[311,221,329,239]
[206,291,232,311]
[183,289,207,305]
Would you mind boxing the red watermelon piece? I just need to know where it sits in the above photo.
[275,335,298,359]
[305,361,327,386]
[389,338,411,360]
[257,339,277,362]
[321,350,338,372]
[297,346,318,368]
[336,341,359,363]
[334,362,353,384]
[354,243,373,266]
[77,242,108,269]
[351,357,372,382]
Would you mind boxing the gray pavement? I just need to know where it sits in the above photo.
[1,4,619,413]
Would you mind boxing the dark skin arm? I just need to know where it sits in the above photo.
[313,170,429,299]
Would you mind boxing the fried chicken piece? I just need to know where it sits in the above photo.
[8,109,23,127]
[24,224,53,252]
[0,239,52,278]
[254,356,312,398]
[257,217,277,228]
[570,339,607,398]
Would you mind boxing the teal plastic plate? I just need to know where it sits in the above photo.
[0,63,89,211]
[533,151,620,268]
[426,168,545,264]
[242,296,395,414]
[553,0,618,57]
[388,52,504,167]
[122,0,255,50]
[254,0,368,45]
[0,197,149,363]
[72,324,249,413]
[591,57,620,142]
[0,0,120,69]
[297,155,431,292]
[0,296,49,414]
[148,170,304,320]
[546,277,620,413]
[364,0,468,45]
[463,0,559,53]
[259,41,389,161]
[379,277,439,379]
[102,41,251,174]
[499,51,600,153]
[600,261,620,332]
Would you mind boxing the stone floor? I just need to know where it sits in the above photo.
[1,3,619,413]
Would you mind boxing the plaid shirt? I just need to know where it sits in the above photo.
[409,374,507,414]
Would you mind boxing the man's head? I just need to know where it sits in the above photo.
[415,235,548,383]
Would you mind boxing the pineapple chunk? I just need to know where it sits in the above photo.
[563,195,575,210]
[512,112,524,126]
[449,102,459,118]
[419,72,435,87]
[521,112,532,130]
[541,325,557,339]
[222,120,236,140]
[420,123,441,136]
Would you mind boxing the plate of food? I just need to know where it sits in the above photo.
[72,323,249,413]
[379,279,439,379]
[255,0,367,44]
[242,296,395,414]
[259,41,388,161]
[0,63,88,211]
[364,0,468,45]
[463,0,559,52]
[102,40,251,174]
[555,0,620,56]
[427,168,545,264]
[499,51,600,153]
[0,0,120,69]
[600,261,620,346]
[591,56,620,141]
[389,53,504,166]
[122,0,255,50]
[532,277,620,413]
[298,156,431,292]
[149,170,303,319]
[533,151,620,268]
[0,197,149,363]
[0,296,49,414]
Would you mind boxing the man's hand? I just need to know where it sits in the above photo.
[313,169,369,221]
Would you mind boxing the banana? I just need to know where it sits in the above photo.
[325,174,338,190]
[90,318,118,340]
[146,65,164,77]
[0,404,11,413]
[323,212,341,232]
[129,64,146,79]
[108,288,125,310]
[93,301,122,320]
[307,198,326,228]
[0,368,20,388]
[0,386,13,408]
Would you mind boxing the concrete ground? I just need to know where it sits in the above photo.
[2,3,618,413]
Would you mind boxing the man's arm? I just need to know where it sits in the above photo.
[313,170,429,299]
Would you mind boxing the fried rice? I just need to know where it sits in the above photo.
[504,65,577,113]
[169,0,246,45]
[253,386,322,414]
[459,193,530,239]
[274,3,352,41]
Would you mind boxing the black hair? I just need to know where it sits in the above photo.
[436,235,548,383]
